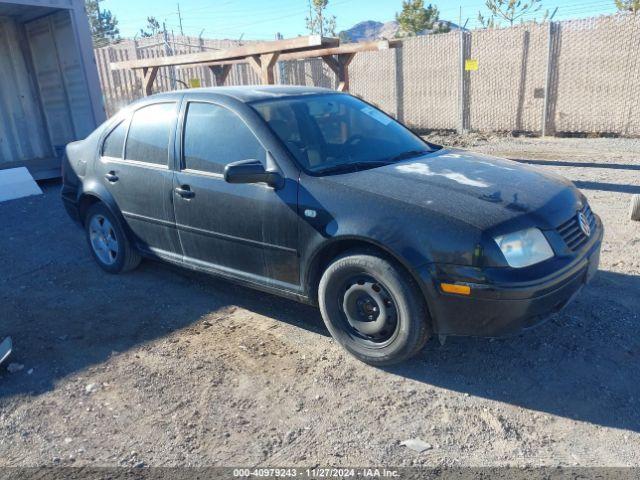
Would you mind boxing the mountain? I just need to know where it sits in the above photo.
[339,20,399,42]
[339,19,460,42]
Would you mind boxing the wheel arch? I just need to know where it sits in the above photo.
[77,187,134,245]
[305,236,431,311]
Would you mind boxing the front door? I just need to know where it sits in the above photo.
[95,102,181,259]
[172,100,299,290]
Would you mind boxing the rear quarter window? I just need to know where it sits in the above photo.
[102,121,127,158]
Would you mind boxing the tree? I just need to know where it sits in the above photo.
[477,0,546,28]
[139,17,162,38]
[615,0,640,13]
[85,0,120,47]
[395,0,450,37]
[306,0,337,37]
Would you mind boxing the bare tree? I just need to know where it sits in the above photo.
[477,0,546,28]
[306,0,337,37]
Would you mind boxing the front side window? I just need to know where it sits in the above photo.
[125,103,176,166]
[102,120,127,158]
[183,102,266,174]
[251,94,437,175]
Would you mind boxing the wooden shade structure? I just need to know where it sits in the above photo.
[110,35,400,95]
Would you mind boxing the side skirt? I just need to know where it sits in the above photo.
[137,245,313,305]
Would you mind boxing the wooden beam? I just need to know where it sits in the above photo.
[246,55,262,77]
[322,53,355,92]
[340,52,356,69]
[208,64,231,86]
[111,35,339,70]
[142,66,159,96]
[260,52,279,84]
[280,39,399,61]
[196,40,399,69]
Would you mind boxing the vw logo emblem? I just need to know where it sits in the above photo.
[578,212,591,237]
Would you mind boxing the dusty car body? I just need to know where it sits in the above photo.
[61,86,602,364]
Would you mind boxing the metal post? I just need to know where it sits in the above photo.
[458,29,467,134]
[177,3,184,36]
[163,23,177,90]
[458,29,463,133]
[541,21,555,137]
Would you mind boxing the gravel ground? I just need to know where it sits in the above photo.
[0,135,639,468]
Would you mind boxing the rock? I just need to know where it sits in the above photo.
[134,461,146,468]
[85,383,98,394]
[7,363,24,373]
[400,438,433,453]
[64,437,73,444]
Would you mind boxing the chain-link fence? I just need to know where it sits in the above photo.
[95,14,640,136]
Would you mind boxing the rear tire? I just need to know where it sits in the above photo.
[630,195,640,222]
[85,203,141,274]
[318,251,431,366]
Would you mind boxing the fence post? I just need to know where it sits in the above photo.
[394,43,404,123]
[458,30,469,134]
[541,21,555,137]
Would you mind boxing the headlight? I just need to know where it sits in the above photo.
[494,228,554,268]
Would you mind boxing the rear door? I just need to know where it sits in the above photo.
[94,102,181,259]
[172,100,299,289]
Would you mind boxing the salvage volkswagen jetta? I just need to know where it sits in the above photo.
[62,86,602,365]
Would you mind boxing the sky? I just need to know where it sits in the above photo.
[103,0,620,40]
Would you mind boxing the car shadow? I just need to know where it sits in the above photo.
[510,158,640,171]
[0,182,327,403]
[384,269,640,433]
[1,183,638,435]
[571,180,640,195]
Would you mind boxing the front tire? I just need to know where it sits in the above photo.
[85,203,141,274]
[318,251,431,366]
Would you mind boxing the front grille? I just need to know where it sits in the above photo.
[556,204,596,251]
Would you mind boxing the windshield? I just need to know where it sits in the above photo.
[250,94,438,175]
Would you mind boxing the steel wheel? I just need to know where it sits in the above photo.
[319,252,431,366]
[340,275,399,346]
[88,214,119,266]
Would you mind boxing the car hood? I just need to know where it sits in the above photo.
[322,149,581,231]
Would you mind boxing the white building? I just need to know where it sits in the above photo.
[0,0,105,179]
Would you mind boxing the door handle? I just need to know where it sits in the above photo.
[175,185,195,199]
[104,171,119,182]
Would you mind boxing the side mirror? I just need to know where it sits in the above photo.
[224,159,284,189]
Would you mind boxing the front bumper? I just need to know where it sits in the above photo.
[418,221,603,337]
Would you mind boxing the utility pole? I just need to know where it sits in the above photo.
[177,3,184,36]
[163,21,177,90]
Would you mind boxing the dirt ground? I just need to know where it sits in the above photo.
[1,135,639,468]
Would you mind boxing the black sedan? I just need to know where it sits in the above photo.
[62,86,602,365]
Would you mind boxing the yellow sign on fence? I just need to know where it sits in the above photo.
[465,59,479,71]
[189,78,202,88]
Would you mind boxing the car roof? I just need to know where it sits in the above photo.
[149,85,338,103]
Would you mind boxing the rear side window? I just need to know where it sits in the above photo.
[183,102,265,174]
[125,103,176,165]
[102,121,126,158]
